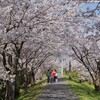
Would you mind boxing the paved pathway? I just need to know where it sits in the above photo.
[36,75,79,100]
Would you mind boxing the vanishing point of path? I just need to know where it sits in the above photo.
[36,75,79,100]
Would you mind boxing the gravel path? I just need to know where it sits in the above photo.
[36,75,79,100]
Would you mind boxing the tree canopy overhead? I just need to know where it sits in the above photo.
[0,0,100,99]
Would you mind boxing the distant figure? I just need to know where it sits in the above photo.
[50,70,55,83]
[53,70,56,82]
[47,69,51,83]
[55,70,58,82]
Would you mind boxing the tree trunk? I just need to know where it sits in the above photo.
[94,61,100,92]
[5,80,15,100]
[24,72,28,93]
[31,73,35,86]
[31,68,35,86]
[94,72,100,92]
[94,84,100,92]
[68,61,72,80]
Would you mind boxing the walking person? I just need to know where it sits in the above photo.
[50,70,54,83]
[55,70,58,82]
[47,69,50,83]
[53,70,56,82]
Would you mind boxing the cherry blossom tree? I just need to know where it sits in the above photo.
[0,0,100,99]
[0,0,78,99]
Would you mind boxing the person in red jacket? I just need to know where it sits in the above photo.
[50,70,55,83]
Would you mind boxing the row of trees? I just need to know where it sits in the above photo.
[0,0,100,100]
[0,0,79,99]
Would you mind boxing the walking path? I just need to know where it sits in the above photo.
[36,74,79,100]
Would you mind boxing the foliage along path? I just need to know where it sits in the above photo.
[36,74,79,100]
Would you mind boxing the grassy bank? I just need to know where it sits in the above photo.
[16,78,47,100]
[65,76,100,100]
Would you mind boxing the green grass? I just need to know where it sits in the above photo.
[16,79,47,100]
[65,75,100,100]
